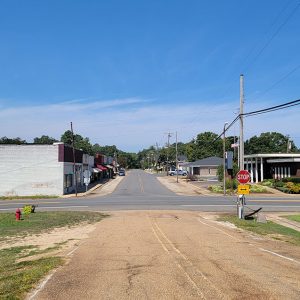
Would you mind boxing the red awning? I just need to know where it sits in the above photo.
[97,164,108,171]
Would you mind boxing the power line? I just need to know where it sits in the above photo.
[244,1,300,72]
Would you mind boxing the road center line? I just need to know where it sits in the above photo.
[138,174,144,193]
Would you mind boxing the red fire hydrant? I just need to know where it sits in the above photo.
[15,208,21,221]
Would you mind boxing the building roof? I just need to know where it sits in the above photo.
[183,156,223,167]
[244,153,300,159]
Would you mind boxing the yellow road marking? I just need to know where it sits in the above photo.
[138,174,144,193]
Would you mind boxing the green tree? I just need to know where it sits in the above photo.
[193,132,223,159]
[244,132,297,154]
[0,136,27,144]
[60,130,93,155]
[34,135,58,144]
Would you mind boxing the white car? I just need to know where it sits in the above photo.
[168,170,188,176]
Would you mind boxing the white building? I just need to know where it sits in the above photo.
[0,143,88,196]
[244,153,300,183]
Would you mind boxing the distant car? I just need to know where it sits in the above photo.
[168,170,188,176]
[118,169,126,176]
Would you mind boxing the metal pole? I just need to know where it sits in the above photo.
[223,123,228,196]
[70,122,77,197]
[176,131,179,183]
[239,74,244,171]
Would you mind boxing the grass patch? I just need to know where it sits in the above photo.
[284,214,300,223]
[0,246,63,299]
[0,195,59,200]
[219,215,300,246]
[0,211,108,239]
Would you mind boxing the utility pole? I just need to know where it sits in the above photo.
[70,122,77,197]
[176,131,179,183]
[239,74,244,171]
[223,122,228,196]
[287,135,291,153]
[165,132,172,175]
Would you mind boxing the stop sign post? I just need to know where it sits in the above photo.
[236,170,250,184]
[236,170,251,220]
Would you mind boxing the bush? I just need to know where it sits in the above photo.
[282,177,300,183]
[23,205,36,215]
[225,178,238,190]
[260,179,275,187]
[285,182,300,194]
[274,180,284,188]
[208,185,223,193]
[276,186,290,193]
[187,174,197,181]
[249,185,268,193]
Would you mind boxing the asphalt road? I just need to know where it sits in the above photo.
[1,169,300,212]
[34,211,300,299]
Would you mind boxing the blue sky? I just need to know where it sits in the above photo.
[1,0,300,151]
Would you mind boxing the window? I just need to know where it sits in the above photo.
[64,174,73,188]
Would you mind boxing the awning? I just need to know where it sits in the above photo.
[92,168,102,173]
[97,164,108,171]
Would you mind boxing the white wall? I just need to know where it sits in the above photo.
[0,145,64,196]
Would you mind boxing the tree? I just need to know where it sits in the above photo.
[193,132,223,159]
[0,136,27,144]
[244,132,297,154]
[60,130,93,155]
[34,135,58,144]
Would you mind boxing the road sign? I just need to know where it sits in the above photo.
[84,177,90,186]
[236,170,250,184]
[238,184,250,195]
[83,170,91,179]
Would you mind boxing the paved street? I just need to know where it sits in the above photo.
[4,169,296,299]
[34,210,300,299]
[1,170,300,212]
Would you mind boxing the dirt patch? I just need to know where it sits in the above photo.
[0,222,97,256]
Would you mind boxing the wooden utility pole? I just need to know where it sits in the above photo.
[239,74,244,171]
[176,132,179,183]
[70,122,77,197]
[165,132,172,175]
[223,123,228,196]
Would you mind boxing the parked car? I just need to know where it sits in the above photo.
[118,169,126,176]
[168,169,188,176]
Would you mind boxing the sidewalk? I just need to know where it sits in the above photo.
[265,213,300,232]
[61,177,121,198]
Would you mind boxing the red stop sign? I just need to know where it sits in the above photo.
[236,170,250,184]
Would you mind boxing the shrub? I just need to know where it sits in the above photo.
[285,182,300,194]
[260,179,275,187]
[225,178,238,190]
[249,185,268,193]
[208,185,223,193]
[274,180,284,188]
[282,177,300,183]
[23,205,36,215]
[187,174,197,181]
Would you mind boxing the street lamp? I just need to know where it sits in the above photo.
[223,122,228,196]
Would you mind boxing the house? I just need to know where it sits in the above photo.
[244,153,300,183]
[182,156,223,178]
[0,143,90,196]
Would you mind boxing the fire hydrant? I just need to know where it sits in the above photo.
[15,208,21,221]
